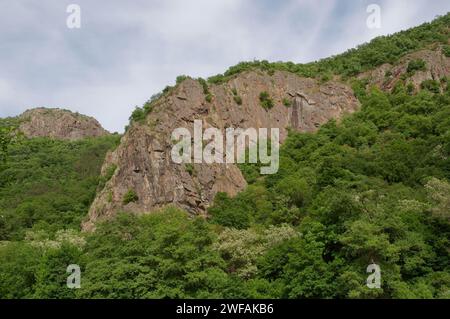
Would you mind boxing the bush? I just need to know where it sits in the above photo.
[198,78,213,103]
[421,79,440,93]
[97,164,117,191]
[208,192,251,229]
[122,188,138,205]
[407,82,415,94]
[162,86,173,94]
[233,95,243,105]
[128,96,159,126]
[282,98,292,107]
[129,107,146,123]
[319,72,332,83]
[407,59,426,74]
[259,91,274,110]
[443,45,450,57]
[198,78,209,95]
[231,88,242,105]
[176,75,188,85]
[185,163,195,176]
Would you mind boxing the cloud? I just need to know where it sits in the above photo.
[0,0,449,132]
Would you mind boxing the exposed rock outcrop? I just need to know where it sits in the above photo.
[83,70,359,230]
[18,107,109,140]
[358,46,450,92]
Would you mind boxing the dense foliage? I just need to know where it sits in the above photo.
[207,13,450,83]
[208,82,450,298]
[0,14,449,299]
[0,133,120,240]
[1,82,448,299]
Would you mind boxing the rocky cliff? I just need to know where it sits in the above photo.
[83,70,360,230]
[18,107,109,140]
[83,45,450,231]
[358,45,450,92]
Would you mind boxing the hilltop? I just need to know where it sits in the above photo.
[17,107,109,141]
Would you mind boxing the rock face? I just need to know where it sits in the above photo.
[83,70,360,230]
[19,108,109,140]
[359,46,450,92]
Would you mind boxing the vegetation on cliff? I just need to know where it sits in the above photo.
[207,13,449,83]
[0,14,449,299]
[0,130,120,241]
[1,79,448,298]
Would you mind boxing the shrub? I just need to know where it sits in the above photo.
[198,78,213,103]
[176,75,188,85]
[282,98,292,107]
[407,83,415,94]
[129,107,146,123]
[185,163,195,176]
[208,192,251,229]
[162,86,173,94]
[259,91,274,110]
[122,189,138,205]
[198,78,209,95]
[233,95,243,105]
[407,59,426,74]
[319,72,332,83]
[98,164,117,191]
[143,101,154,114]
[230,88,242,105]
[443,45,450,57]
[421,79,440,93]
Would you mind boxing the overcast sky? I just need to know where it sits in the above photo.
[1,1,449,132]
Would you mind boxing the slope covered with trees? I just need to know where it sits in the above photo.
[1,81,448,299]
[209,83,450,298]
[206,13,450,83]
[0,14,449,299]
[0,124,120,241]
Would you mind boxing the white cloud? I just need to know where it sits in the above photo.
[0,0,449,132]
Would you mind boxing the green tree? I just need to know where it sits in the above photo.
[78,208,232,298]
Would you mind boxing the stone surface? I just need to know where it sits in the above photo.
[83,70,360,230]
[358,46,450,92]
[19,107,109,140]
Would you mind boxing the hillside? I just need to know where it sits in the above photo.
[18,108,110,140]
[85,14,450,230]
[84,71,360,230]
[0,14,449,299]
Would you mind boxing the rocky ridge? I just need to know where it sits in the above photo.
[18,107,109,140]
[359,46,450,92]
[84,46,450,230]
[83,70,360,230]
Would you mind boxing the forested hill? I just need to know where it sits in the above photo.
[206,12,450,83]
[0,13,449,299]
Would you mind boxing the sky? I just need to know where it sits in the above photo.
[1,1,449,133]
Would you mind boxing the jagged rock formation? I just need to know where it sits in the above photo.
[359,46,450,92]
[83,70,359,230]
[18,107,109,140]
